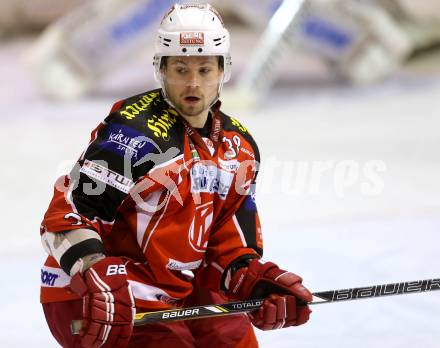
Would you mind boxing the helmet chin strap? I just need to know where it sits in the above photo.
[159,78,178,111]
[212,78,225,108]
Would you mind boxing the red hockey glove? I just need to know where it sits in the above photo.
[226,259,312,330]
[70,257,135,348]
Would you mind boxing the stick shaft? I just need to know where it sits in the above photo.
[134,298,264,326]
[311,278,440,304]
[71,277,440,333]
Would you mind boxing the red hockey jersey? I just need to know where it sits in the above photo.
[40,89,263,311]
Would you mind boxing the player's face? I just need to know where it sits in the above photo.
[162,56,223,118]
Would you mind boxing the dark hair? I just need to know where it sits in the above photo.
[160,56,224,70]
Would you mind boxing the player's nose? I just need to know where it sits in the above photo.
[185,71,201,87]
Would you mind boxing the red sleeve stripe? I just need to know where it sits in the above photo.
[109,100,124,114]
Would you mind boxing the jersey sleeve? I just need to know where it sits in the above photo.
[195,144,263,292]
[41,103,156,237]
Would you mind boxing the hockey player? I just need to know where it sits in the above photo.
[40,4,312,348]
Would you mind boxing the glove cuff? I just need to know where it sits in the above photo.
[69,272,88,297]
[222,254,260,291]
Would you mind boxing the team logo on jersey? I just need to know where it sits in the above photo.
[188,203,213,252]
[180,32,204,45]
[190,162,233,200]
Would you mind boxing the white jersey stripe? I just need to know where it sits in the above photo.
[136,190,162,247]
[232,214,247,247]
[128,280,177,302]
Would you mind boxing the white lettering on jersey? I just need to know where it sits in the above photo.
[218,158,239,173]
[80,159,134,194]
[41,266,71,288]
[166,258,203,271]
[190,162,233,200]
[106,264,127,276]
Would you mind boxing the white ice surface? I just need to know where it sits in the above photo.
[1,38,440,347]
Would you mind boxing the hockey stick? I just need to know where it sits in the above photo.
[71,278,440,333]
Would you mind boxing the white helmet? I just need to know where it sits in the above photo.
[153,4,232,104]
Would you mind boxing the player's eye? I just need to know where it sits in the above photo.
[175,67,187,74]
[199,67,212,75]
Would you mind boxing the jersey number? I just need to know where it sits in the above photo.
[223,135,241,159]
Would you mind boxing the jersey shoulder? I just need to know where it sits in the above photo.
[83,89,184,178]
[107,88,167,123]
[220,111,260,162]
[103,88,183,150]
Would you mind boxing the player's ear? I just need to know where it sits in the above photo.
[160,56,169,72]
[218,56,224,72]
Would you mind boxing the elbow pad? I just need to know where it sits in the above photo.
[41,229,105,276]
